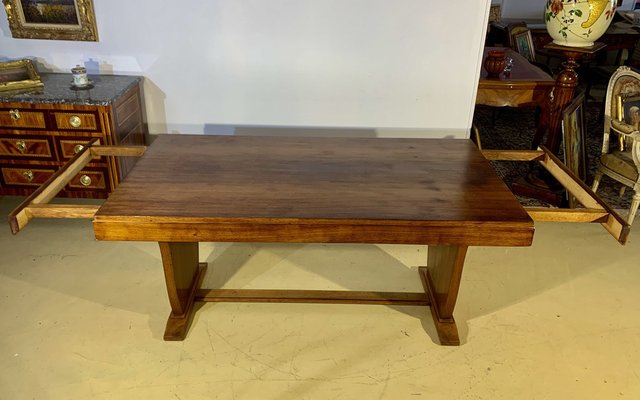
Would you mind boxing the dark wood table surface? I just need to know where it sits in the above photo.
[93,134,535,345]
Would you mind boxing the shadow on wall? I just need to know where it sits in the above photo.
[209,125,378,137]
[202,125,461,138]
[137,78,167,139]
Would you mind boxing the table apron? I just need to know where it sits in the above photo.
[93,220,534,247]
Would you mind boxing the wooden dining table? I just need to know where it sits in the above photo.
[10,135,536,346]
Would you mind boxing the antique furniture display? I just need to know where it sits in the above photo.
[592,66,640,224]
[0,73,147,199]
[11,135,539,346]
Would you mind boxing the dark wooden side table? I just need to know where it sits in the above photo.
[477,47,555,150]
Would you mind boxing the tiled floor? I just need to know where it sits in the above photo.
[0,195,638,399]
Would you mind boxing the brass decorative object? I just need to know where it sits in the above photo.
[0,59,43,93]
[2,0,98,41]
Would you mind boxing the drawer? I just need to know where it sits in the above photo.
[1,166,55,187]
[0,109,46,129]
[56,138,98,159]
[0,136,55,160]
[1,165,109,192]
[53,112,99,131]
[67,168,109,191]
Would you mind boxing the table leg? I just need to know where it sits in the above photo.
[158,242,208,340]
[419,245,468,346]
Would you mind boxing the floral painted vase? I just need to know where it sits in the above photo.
[544,0,617,47]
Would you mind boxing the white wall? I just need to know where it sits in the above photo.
[0,0,491,138]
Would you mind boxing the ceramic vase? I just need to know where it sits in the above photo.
[544,0,617,47]
[484,50,506,79]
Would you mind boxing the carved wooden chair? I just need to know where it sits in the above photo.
[592,66,640,224]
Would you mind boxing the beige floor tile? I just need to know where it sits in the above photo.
[1,196,638,399]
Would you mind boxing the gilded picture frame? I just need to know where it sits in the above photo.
[0,59,43,93]
[562,92,587,209]
[513,30,536,62]
[2,0,98,41]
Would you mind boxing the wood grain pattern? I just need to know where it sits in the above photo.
[526,208,609,223]
[8,142,97,234]
[0,136,54,159]
[88,135,536,344]
[195,289,430,305]
[538,147,630,244]
[158,242,206,341]
[26,204,100,218]
[94,135,534,246]
[0,109,46,129]
[419,267,461,346]
[53,112,98,131]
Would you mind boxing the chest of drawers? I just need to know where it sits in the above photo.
[0,73,147,198]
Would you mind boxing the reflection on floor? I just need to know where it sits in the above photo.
[0,196,638,399]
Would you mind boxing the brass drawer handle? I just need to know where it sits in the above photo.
[69,115,82,128]
[74,144,85,154]
[9,109,21,120]
[79,175,92,186]
[15,140,27,153]
[22,170,34,182]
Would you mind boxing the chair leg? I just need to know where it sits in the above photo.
[628,192,640,225]
[592,170,603,193]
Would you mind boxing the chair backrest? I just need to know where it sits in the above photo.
[507,23,535,62]
[604,66,640,152]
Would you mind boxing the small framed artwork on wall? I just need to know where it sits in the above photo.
[2,0,98,41]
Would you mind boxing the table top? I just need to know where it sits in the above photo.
[93,135,534,246]
[479,47,554,89]
[0,73,142,106]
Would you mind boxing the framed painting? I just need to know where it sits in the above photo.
[2,0,98,41]
[562,92,587,209]
[513,30,536,62]
[622,95,640,129]
[0,59,43,93]
[489,4,501,23]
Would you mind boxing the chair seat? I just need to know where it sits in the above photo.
[600,151,639,181]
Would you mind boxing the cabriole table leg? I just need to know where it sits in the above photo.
[158,242,207,340]
[419,244,468,346]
